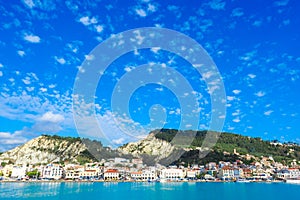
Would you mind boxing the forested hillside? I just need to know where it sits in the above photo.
[154,129,300,165]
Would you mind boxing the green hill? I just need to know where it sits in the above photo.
[154,129,300,165]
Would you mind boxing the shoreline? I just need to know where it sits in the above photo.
[0,179,286,184]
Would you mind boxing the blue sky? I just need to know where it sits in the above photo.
[0,0,299,151]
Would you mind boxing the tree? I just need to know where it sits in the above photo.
[1,162,6,167]
[26,170,40,178]
[196,172,206,179]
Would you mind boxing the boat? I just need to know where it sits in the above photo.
[159,178,167,183]
[236,178,250,183]
[285,179,300,184]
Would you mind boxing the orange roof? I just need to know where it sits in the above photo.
[131,171,142,175]
[222,166,233,170]
[85,170,96,172]
[288,168,299,171]
[105,169,118,173]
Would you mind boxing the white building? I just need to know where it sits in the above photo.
[142,169,156,181]
[64,165,84,180]
[218,166,235,180]
[160,168,184,180]
[80,169,99,180]
[186,170,197,179]
[288,168,300,179]
[103,169,119,180]
[277,168,300,180]
[11,166,27,179]
[114,158,130,164]
[42,164,64,180]
[130,171,142,180]
[65,170,81,180]
[204,174,215,180]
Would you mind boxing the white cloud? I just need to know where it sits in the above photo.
[228,126,235,130]
[77,66,85,73]
[264,110,274,116]
[28,72,38,81]
[0,71,3,77]
[232,89,241,95]
[124,66,135,72]
[227,96,234,101]
[233,118,240,123]
[26,87,35,92]
[55,57,66,65]
[248,74,256,79]
[40,87,47,92]
[253,20,262,27]
[151,47,161,53]
[0,130,29,151]
[265,104,271,108]
[73,95,148,147]
[136,9,147,17]
[95,25,104,33]
[255,91,265,97]
[24,34,41,43]
[231,8,244,17]
[202,71,214,79]
[218,115,225,119]
[23,0,35,8]
[132,30,145,45]
[0,82,73,130]
[147,4,157,12]
[39,111,64,123]
[208,0,226,10]
[112,138,125,145]
[49,84,56,88]
[0,133,26,145]
[274,0,289,6]
[84,54,95,61]
[79,16,98,26]
[232,111,240,116]
[17,50,26,57]
[185,124,192,128]
[22,78,31,85]
[79,16,90,25]
[32,121,63,133]
[240,56,250,61]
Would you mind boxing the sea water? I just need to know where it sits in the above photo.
[0,182,299,200]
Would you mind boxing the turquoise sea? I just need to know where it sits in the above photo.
[0,182,299,200]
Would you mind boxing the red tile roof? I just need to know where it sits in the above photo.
[105,169,119,173]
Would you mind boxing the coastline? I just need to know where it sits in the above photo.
[0,179,286,184]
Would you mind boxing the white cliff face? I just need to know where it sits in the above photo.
[0,136,87,165]
[0,134,177,166]
[118,133,175,160]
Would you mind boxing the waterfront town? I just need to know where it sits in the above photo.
[1,154,300,183]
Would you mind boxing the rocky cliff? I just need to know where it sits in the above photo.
[0,135,120,165]
[118,132,184,165]
[119,133,175,158]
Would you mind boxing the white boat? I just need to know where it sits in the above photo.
[159,178,167,183]
[285,179,300,184]
[236,178,250,183]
